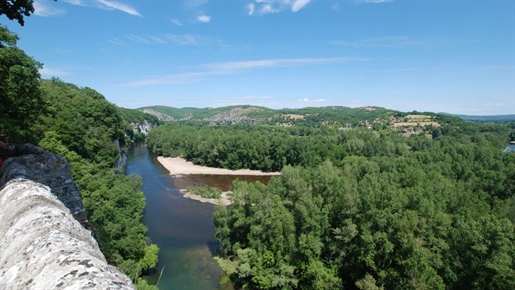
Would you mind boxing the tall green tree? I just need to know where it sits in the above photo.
[0,24,44,143]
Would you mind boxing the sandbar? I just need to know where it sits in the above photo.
[157,156,281,176]
[157,156,280,205]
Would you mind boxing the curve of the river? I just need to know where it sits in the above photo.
[126,143,273,289]
[126,143,228,290]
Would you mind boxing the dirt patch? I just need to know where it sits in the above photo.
[283,114,305,120]
[394,121,440,127]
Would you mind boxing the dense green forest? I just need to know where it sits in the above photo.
[1,24,158,289]
[147,113,515,289]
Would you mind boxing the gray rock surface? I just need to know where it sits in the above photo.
[0,178,134,289]
[0,144,85,216]
[0,144,134,289]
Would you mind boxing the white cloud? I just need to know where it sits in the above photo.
[185,0,208,9]
[260,4,279,14]
[171,18,182,26]
[247,3,255,15]
[121,34,220,47]
[315,99,328,102]
[34,0,66,16]
[299,98,309,102]
[122,57,365,87]
[291,0,310,12]
[62,0,85,6]
[197,15,211,23]
[330,36,425,48]
[234,95,272,100]
[40,66,72,78]
[108,37,129,46]
[363,0,393,3]
[249,0,310,15]
[201,57,365,71]
[63,0,140,16]
[97,0,141,16]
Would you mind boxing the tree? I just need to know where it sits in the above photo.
[0,0,57,26]
[0,24,44,143]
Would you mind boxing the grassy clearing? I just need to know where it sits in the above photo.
[186,185,222,199]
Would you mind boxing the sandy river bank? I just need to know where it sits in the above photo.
[157,156,280,205]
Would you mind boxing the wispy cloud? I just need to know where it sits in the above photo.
[291,0,310,12]
[63,0,141,16]
[248,0,311,15]
[97,0,141,16]
[40,66,72,78]
[332,36,471,49]
[62,0,85,5]
[247,3,255,15]
[201,57,364,71]
[118,34,221,47]
[234,95,272,100]
[197,15,211,23]
[330,36,425,48]
[171,18,182,26]
[185,0,208,9]
[360,0,393,3]
[108,37,130,46]
[298,98,328,103]
[122,57,365,86]
[34,0,66,16]
[365,67,444,73]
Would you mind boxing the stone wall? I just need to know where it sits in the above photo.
[0,144,134,289]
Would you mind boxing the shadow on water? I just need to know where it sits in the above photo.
[126,143,248,290]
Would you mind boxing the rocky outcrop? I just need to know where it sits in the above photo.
[132,120,158,135]
[0,144,134,289]
[0,144,85,217]
[141,108,175,122]
[113,138,127,169]
[0,179,134,289]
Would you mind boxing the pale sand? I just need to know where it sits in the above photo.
[158,156,280,205]
[157,156,281,176]
[180,189,233,206]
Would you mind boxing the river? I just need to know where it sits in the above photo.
[125,142,272,289]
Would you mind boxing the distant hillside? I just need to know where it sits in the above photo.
[138,105,277,124]
[441,113,515,122]
[138,105,403,125]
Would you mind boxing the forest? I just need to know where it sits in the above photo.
[1,24,158,289]
[3,8,515,288]
[147,113,515,289]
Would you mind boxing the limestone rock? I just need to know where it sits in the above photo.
[0,179,134,289]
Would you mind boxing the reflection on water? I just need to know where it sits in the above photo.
[174,174,273,191]
[126,143,272,290]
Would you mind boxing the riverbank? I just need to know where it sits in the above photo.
[157,156,281,176]
[158,156,280,205]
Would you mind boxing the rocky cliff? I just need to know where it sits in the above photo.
[0,144,134,289]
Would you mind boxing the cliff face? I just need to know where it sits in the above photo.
[132,120,158,135]
[0,144,134,289]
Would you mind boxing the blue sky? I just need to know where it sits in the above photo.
[2,0,514,115]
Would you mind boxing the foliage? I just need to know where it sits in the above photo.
[1,24,159,288]
[0,24,44,143]
[119,107,160,141]
[159,117,515,289]
[119,107,160,125]
[36,82,159,284]
[0,0,47,26]
[139,105,276,121]
[187,185,222,199]
[38,78,125,167]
